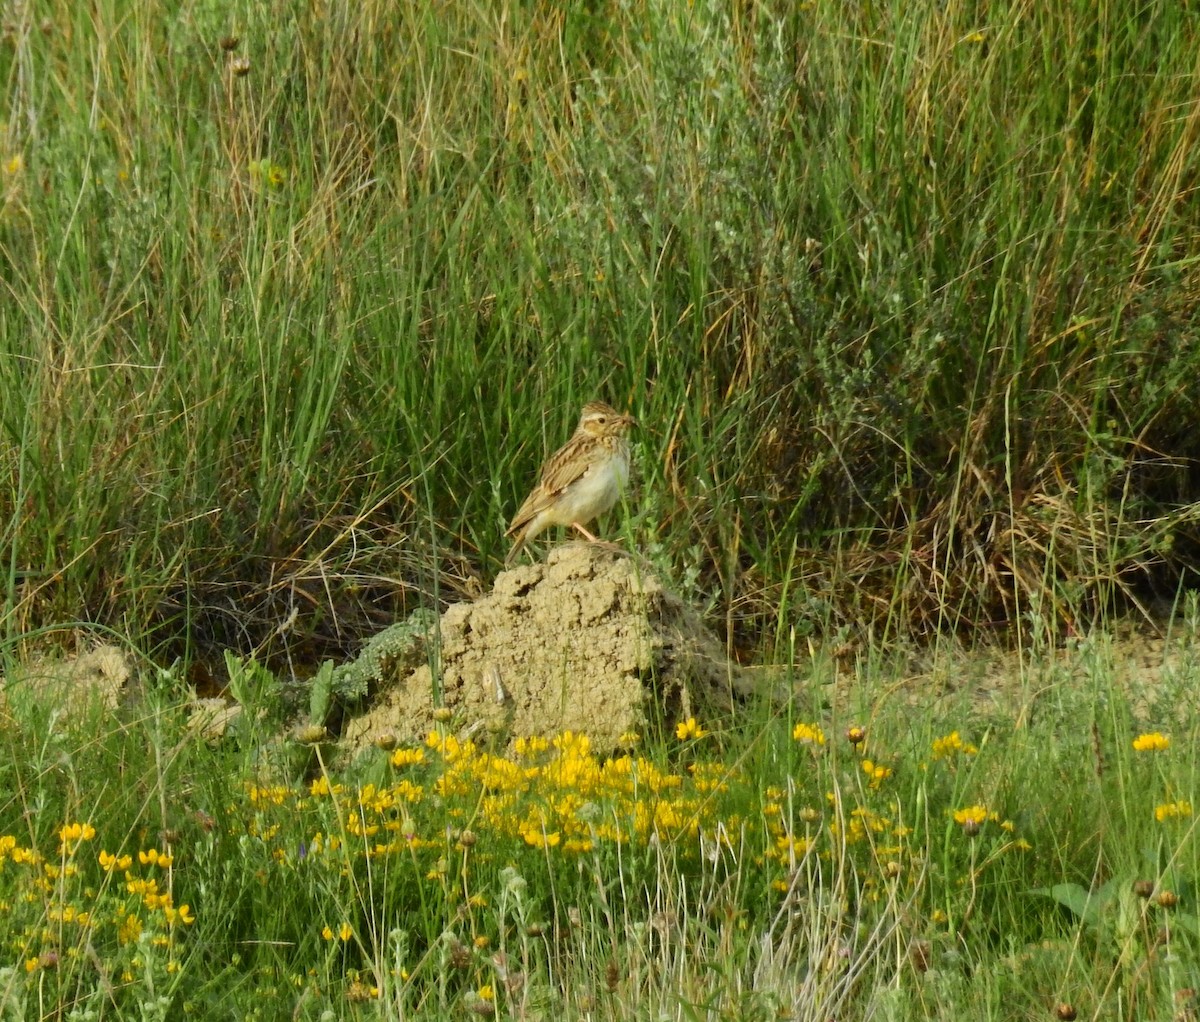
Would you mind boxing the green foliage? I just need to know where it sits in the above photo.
[331,608,440,708]
[3,0,1200,1012]
[307,658,336,726]
[0,637,1198,1019]
[1034,876,1200,943]
[1,0,1199,656]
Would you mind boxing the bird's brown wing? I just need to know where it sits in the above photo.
[505,487,552,538]
[505,439,601,536]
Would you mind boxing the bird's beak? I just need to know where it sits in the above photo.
[622,412,638,428]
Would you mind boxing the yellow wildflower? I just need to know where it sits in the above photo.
[792,722,826,745]
[1155,800,1192,822]
[138,849,173,868]
[931,731,978,759]
[99,850,132,872]
[1133,733,1170,752]
[514,735,549,756]
[953,805,990,827]
[519,816,561,848]
[861,760,892,786]
[58,822,96,849]
[390,747,425,768]
[675,717,708,741]
[117,912,143,945]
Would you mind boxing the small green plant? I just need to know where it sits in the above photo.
[331,608,440,708]
[224,651,283,733]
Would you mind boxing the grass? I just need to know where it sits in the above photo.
[2,0,1200,1016]
[1,631,1199,1019]
[3,0,1199,652]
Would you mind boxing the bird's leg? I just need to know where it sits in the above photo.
[570,522,601,542]
[571,522,627,557]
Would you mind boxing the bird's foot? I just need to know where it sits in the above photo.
[570,522,601,542]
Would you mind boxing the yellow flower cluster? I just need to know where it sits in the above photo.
[139,848,173,868]
[952,805,993,827]
[223,722,1033,959]
[391,747,426,768]
[0,821,195,977]
[291,728,721,862]
[99,850,133,872]
[58,822,97,850]
[248,783,293,805]
[861,760,893,787]
[322,921,355,942]
[931,731,978,759]
[1132,732,1170,752]
[0,833,37,867]
[827,803,906,845]
[123,875,193,931]
[1155,800,1192,822]
[792,722,825,745]
[950,805,1015,835]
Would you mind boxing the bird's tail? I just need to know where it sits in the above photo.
[503,530,526,567]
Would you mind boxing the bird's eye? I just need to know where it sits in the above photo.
[597,416,607,424]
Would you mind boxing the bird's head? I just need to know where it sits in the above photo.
[578,401,637,437]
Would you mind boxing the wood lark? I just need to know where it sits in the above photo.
[505,400,637,565]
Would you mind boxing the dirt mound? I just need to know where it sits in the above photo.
[0,644,132,724]
[343,544,744,754]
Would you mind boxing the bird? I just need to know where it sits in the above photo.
[505,400,637,566]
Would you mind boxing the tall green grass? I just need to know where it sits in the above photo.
[2,0,1199,656]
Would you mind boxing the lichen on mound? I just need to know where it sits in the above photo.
[343,543,743,754]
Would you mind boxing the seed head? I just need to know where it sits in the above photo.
[295,723,328,745]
